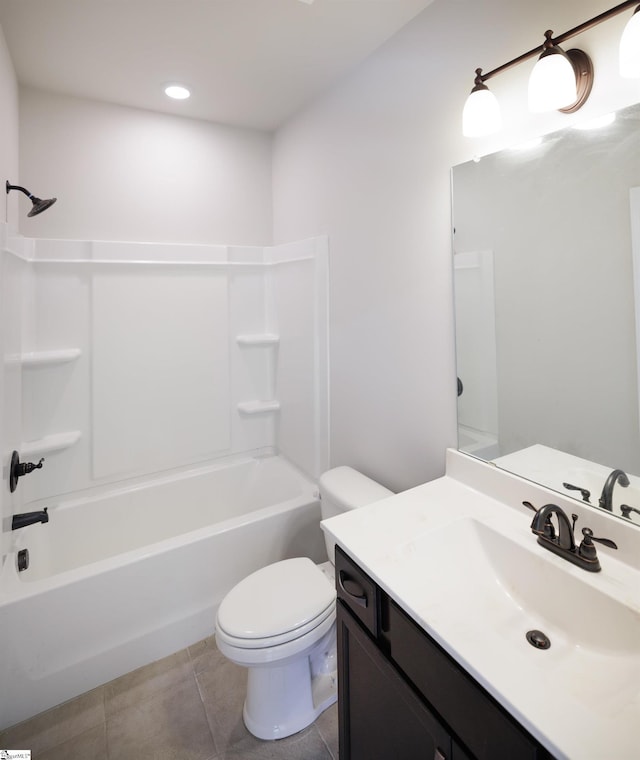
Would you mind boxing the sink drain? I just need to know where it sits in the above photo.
[526,630,551,650]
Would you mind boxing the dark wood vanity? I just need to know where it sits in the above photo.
[335,545,555,760]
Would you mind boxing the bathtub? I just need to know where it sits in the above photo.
[0,454,324,730]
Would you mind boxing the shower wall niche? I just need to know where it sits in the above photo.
[5,230,329,509]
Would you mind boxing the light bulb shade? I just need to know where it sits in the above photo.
[620,7,640,78]
[462,85,502,137]
[528,47,577,112]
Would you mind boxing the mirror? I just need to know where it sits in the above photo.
[452,100,640,526]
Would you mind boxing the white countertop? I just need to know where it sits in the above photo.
[321,450,640,760]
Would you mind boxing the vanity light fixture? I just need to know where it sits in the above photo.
[620,5,640,76]
[462,72,502,137]
[463,0,640,137]
[527,34,591,113]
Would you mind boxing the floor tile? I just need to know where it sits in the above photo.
[106,673,215,760]
[105,649,193,717]
[219,724,334,760]
[188,635,226,676]
[0,686,105,756]
[315,702,339,759]
[38,723,108,760]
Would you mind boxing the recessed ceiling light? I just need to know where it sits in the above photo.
[164,84,191,100]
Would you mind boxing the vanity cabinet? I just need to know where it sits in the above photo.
[335,546,553,760]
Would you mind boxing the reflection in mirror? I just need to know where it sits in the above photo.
[452,100,640,527]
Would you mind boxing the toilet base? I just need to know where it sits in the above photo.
[242,628,337,740]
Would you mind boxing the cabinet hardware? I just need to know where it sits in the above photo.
[338,570,368,608]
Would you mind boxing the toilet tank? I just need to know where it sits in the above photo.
[319,466,393,563]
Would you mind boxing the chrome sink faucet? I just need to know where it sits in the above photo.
[598,468,629,512]
[523,501,617,572]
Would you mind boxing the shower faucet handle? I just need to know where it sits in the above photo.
[23,457,45,473]
[9,450,45,493]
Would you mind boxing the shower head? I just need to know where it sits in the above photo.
[6,181,57,217]
[27,195,57,217]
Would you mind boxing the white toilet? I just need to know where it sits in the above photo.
[214,466,393,740]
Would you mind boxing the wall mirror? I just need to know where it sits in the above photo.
[451,100,640,527]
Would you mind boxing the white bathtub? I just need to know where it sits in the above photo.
[0,454,324,730]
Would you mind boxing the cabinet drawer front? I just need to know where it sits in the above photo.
[335,546,379,636]
[386,600,542,760]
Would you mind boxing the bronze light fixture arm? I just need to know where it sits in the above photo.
[553,0,640,46]
[475,0,640,86]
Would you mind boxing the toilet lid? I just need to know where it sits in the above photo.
[217,557,336,641]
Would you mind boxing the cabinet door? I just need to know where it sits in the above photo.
[385,599,544,760]
[337,601,451,760]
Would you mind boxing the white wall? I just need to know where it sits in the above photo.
[0,24,18,229]
[272,0,640,491]
[0,24,19,562]
[18,88,273,245]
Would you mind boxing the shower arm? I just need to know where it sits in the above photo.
[6,181,36,200]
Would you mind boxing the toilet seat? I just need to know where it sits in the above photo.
[216,557,336,649]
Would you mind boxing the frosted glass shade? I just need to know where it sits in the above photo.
[462,86,502,137]
[528,49,577,112]
[620,9,640,78]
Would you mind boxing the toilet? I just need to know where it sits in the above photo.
[214,466,393,740]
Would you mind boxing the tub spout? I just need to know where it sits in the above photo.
[12,507,48,530]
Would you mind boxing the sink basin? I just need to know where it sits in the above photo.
[392,517,639,656]
[386,516,640,723]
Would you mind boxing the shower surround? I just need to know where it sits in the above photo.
[0,226,329,728]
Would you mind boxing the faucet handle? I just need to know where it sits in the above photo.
[562,482,591,502]
[9,450,45,493]
[580,527,617,549]
[620,504,640,519]
[578,527,618,561]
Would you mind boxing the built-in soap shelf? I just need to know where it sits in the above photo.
[21,348,82,367]
[237,400,280,415]
[21,431,82,458]
[236,334,280,414]
[236,333,280,347]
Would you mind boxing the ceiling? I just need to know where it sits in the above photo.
[0,0,434,131]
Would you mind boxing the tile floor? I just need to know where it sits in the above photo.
[0,637,339,760]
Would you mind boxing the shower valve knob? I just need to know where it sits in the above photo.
[21,458,45,474]
[9,450,45,493]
